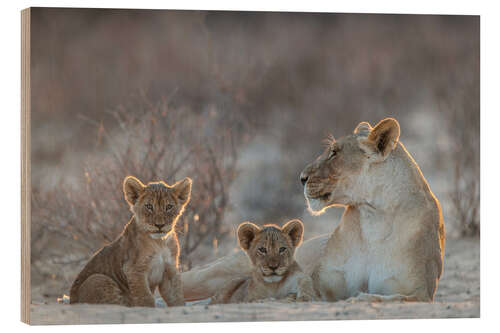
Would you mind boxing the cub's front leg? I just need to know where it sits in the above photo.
[126,271,156,307]
[296,273,315,302]
[159,264,184,307]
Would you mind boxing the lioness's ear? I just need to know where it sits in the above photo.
[237,222,261,251]
[173,177,192,205]
[282,219,304,248]
[123,176,145,206]
[353,121,372,136]
[360,118,400,160]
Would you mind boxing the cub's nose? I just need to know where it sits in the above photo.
[155,223,166,229]
[300,173,308,186]
[268,263,279,271]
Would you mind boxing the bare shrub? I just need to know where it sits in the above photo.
[442,78,480,237]
[31,94,247,295]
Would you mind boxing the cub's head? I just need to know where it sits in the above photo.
[237,219,304,283]
[123,176,192,239]
[300,118,400,215]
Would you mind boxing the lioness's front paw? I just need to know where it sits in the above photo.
[252,297,277,303]
[345,293,384,303]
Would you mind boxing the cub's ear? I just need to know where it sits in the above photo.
[353,121,372,136]
[282,219,304,248]
[173,177,192,205]
[123,176,145,206]
[237,222,261,251]
[360,118,400,160]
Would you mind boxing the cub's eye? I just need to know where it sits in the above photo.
[279,247,287,253]
[327,149,337,160]
[166,204,174,211]
[145,203,153,211]
[258,247,267,254]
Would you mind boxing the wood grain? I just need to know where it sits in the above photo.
[21,7,31,325]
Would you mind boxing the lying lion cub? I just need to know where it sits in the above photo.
[212,220,315,304]
[69,176,191,307]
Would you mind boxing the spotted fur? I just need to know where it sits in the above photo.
[211,220,315,304]
[69,176,192,307]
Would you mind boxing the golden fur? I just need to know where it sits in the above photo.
[299,118,445,302]
[70,176,192,307]
[181,118,445,303]
[212,220,315,304]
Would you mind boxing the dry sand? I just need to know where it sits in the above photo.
[29,237,479,325]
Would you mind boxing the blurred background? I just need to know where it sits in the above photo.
[30,8,479,302]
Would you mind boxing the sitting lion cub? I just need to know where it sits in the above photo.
[69,176,192,307]
[212,220,315,304]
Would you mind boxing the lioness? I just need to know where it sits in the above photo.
[181,118,445,303]
[212,220,315,304]
[70,176,192,307]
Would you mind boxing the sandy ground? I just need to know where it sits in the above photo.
[29,238,479,325]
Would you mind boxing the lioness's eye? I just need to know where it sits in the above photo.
[166,204,174,211]
[145,203,153,211]
[279,247,287,253]
[258,247,267,254]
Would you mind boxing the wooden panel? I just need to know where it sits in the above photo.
[21,7,31,325]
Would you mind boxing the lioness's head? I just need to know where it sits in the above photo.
[300,118,401,215]
[123,176,192,239]
[237,220,304,283]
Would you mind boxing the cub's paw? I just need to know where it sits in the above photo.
[296,292,313,302]
[155,297,167,308]
[282,293,297,303]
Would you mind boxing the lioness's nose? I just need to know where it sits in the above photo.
[155,223,165,229]
[300,172,308,186]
